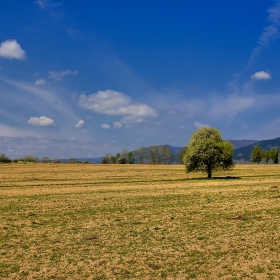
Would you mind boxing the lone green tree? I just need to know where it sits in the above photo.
[184,127,234,178]
[251,146,263,164]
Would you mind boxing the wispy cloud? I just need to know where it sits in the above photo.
[28,116,54,126]
[210,94,255,119]
[35,0,48,9]
[249,1,280,64]
[0,40,26,60]
[35,0,61,10]
[250,71,272,80]
[49,70,78,81]
[0,78,79,124]
[79,90,157,123]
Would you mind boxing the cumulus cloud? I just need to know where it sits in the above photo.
[49,70,78,81]
[0,40,26,60]
[28,116,54,126]
[113,121,123,128]
[79,90,157,123]
[35,79,47,86]
[75,120,85,128]
[194,121,209,128]
[101,124,111,129]
[250,71,272,80]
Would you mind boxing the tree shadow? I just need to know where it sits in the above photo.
[186,176,241,181]
[212,176,241,180]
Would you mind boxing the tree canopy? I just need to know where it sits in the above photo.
[184,127,234,178]
[251,146,263,164]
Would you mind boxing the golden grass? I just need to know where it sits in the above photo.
[0,163,280,279]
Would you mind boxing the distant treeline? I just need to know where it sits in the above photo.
[101,146,188,165]
[0,154,90,164]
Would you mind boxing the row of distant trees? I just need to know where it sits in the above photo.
[102,146,188,165]
[0,154,88,164]
[251,146,279,164]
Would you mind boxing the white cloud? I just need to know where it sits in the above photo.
[113,121,123,128]
[101,124,111,129]
[79,90,157,123]
[0,40,26,60]
[49,70,78,81]
[250,71,272,80]
[28,116,54,126]
[75,120,85,128]
[194,122,209,128]
[35,79,47,86]
[179,125,186,129]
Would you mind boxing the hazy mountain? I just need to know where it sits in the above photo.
[228,140,258,149]
[234,137,280,161]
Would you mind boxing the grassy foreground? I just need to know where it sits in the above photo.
[0,164,280,279]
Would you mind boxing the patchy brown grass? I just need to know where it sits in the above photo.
[0,163,280,279]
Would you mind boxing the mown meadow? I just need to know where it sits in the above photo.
[0,164,280,279]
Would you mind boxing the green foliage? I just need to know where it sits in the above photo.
[110,156,117,164]
[270,149,279,164]
[14,155,39,163]
[118,157,127,164]
[102,154,112,164]
[184,127,234,178]
[262,151,270,164]
[251,146,263,164]
[178,146,188,164]
[0,153,12,163]
[116,153,121,161]
[121,149,129,160]
[42,156,52,163]
[127,152,135,164]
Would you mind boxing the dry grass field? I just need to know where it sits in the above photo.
[0,163,280,279]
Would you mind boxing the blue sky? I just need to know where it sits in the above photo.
[1,0,280,158]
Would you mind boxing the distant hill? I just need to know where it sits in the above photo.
[229,140,258,149]
[234,137,280,161]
